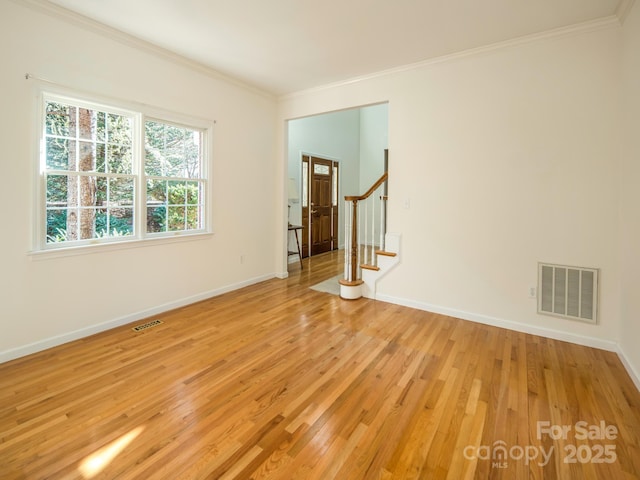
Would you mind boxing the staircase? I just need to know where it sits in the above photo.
[339,172,400,300]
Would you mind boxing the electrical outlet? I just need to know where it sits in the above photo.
[240,254,245,264]
[529,287,536,299]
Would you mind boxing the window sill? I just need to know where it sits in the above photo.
[28,231,214,261]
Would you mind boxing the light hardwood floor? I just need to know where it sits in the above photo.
[1,250,639,479]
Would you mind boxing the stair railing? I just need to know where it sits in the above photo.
[341,172,388,286]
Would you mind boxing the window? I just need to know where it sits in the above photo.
[39,93,210,251]
[145,121,204,233]
[44,100,135,243]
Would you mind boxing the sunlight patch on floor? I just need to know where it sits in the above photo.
[78,426,145,478]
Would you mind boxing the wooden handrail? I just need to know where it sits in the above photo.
[344,172,388,202]
[343,172,389,289]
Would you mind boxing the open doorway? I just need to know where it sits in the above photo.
[287,103,388,259]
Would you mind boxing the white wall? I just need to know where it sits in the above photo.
[278,22,624,353]
[287,109,360,249]
[620,3,640,387]
[287,104,388,251]
[359,103,389,188]
[0,1,278,361]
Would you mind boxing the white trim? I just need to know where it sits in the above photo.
[28,231,214,260]
[27,74,217,127]
[616,345,640,392]
[0,272,275,364]
[3,273,637,392]
[13,0,273,99]
[13,0,626,100]
[616,0,637,24]
[33,87,214,253]
[377,293,639,393]
[280,16,621,101]
[375,293,619,352]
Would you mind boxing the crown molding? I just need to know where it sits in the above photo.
[280,15,621,101]
[11,0,275,99]
[12,0,629,101]
[616,0,637,24]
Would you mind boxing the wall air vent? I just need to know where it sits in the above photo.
[538,263,598,324]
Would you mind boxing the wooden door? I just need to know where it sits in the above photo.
[301,155,338,257]
[311,157,333,255]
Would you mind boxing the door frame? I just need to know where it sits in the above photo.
[300,153,340,258]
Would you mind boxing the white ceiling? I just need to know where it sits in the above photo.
[45,0,625,95]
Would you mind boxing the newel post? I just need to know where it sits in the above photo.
[350,199,358,282]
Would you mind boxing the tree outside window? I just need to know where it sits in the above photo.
[41,94,208,250]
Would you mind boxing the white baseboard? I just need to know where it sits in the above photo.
[616,345,640,392]
[376,293,640,393]
[0,272,276,364]
[5,277,639,394]
[375,293,619,352]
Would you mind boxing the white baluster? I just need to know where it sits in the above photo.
[357,201,361,277]
[364,201,368,266]
[379,194,385,252]
[371,189,375,265]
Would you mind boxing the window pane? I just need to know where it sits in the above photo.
[110,208,134,237]
[95,111,106,142]
[64,207,98,241]
[147,179,167,203]
[314,164,330,175]
[45,102,70,137]
[111,177,134,206]
[145,148,163,177]
[332,166,338,206]
[108,114,132,146]
[46,174,68,204]
[165,125,186,177]
[185,131,201,178]
[168,206,185,231]
[46,209,67,243]
[186,181,199,205]
[145,120,202,179]
[96,143,106,173]
[147,206,166,233]
[186,206,200,230]
[95,208,108,237]
[96,177,107,206]
[46,138,70,170]
[168,181,186,205]
[79,176,97,207]
[95,207,133,239]
[77,108,95,140]
[145,120,165,151]
[107,144,132,174]
[78,141,96,171]
[302,162,308,208]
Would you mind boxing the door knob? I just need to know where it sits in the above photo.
[310,209,317,214]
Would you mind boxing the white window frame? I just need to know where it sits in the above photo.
[33,88,214,257]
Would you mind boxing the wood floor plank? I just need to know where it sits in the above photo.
[1,250,639,479]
